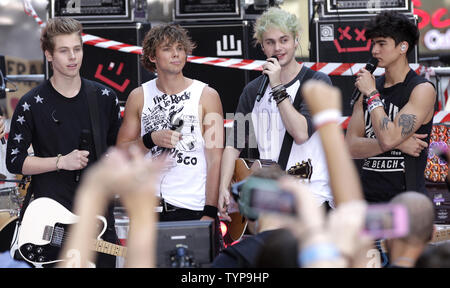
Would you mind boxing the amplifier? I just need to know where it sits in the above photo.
[180,21,266,116]
[45,23,155,103]
[313,0,412,18]
[50,0,148,23]
[310,16,418,63]
[174,0,243,21]
[309,16,418,116]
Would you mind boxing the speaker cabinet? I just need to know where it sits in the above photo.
[309,16,418,116]
[310,16,418,63]
[180,21,266,116]
[45,22,155,103]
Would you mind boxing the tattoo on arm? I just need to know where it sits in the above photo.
[380,117,390,131]
[398,114,417,137]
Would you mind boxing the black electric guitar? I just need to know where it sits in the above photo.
[227,158,313,242]
[17,197,127,267]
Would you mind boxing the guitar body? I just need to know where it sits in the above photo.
[228,158,313,242]
[17,197,106,267]
[228,159,267,242]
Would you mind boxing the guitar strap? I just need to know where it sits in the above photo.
[83,79,104,160]
[277,68,316,170]
[16,80,103,225]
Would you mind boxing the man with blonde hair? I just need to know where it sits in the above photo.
[6,17,121,267]
[219,7,334,220]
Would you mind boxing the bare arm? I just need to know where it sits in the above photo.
[369,83,436,151]
[116,87,147,152]
[345,96,385,159]
[263,58,309,144]
[0,116,5,139]
[218,146,241,220]
[200,86,224,220]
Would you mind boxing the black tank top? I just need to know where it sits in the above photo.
[361,69,435,203]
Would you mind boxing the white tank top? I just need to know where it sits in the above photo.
[141,79,207,211]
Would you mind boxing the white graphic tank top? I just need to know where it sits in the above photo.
[141,79,207,211]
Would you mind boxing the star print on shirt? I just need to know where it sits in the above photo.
[102,88,110,96]
[17,116,25,125]
[22,102,30,111]
[115,97,119,106]
[11,148,19,155]
[13,134,23,143]
[34,95,44,104]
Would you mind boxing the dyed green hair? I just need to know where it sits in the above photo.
[253,7,301,45]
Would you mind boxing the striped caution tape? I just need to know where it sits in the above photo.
[23,0,45,28]
[22,0,448,126]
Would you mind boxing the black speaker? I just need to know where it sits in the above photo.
[45,22,155,103]
[310,17,418,63]
[180,21,266,116]
[309,16,418,116]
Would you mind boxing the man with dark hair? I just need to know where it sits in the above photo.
[6,17,121,267]
[345,11,436,203]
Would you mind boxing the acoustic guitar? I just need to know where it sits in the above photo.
[227,158,313,242]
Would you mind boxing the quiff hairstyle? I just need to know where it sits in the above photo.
[253,7,301,46]
[141,24,196,72]
[40,17,83,54]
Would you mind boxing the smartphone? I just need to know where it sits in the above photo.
[362,204,409,239]
[247,177,297,216]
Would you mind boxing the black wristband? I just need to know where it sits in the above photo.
[202,205,218,218]
[142,131,156,149]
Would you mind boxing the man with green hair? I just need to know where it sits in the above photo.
[219,7,334,220]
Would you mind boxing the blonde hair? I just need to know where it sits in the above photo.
[41,17,83,54]
[253,7,301,46]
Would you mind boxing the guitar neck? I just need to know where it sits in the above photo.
[94,240,127,258]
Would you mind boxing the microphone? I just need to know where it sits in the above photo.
[349,57,379,108]
[75,129,91,182]
[256,55,279,102]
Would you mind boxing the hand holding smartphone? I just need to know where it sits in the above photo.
[362,204,409,239]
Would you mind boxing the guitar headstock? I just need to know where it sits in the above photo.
[287,159,313,180]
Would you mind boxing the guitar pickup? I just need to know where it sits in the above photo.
[43,225,53,242]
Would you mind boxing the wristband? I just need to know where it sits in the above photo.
[366,93,380,106]
[367,89,379,98]
[298,243,341,267]
[312,109,342,129]
[142,131,156,150]
[202,205,218,218]
[56,154,62,172]
[367,98,384,113]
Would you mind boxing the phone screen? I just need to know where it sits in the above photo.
[250,188,296,216]
[362,204,409,239]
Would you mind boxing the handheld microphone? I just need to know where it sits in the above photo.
[349,57,379,108]
[75,129,92,182]
[256,55,279,102]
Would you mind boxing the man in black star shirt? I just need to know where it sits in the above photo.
[6,17,121,267]
[345,11,436,203]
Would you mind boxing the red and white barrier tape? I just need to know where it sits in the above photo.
[23,0,45,28]
[22,0,449,125]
